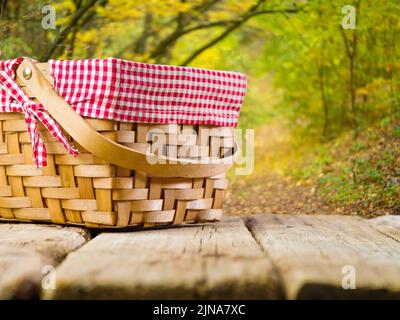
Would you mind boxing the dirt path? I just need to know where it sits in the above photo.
[224,122,339,216]
[224,172,336,216]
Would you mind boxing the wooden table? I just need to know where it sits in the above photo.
[1,214,400,299]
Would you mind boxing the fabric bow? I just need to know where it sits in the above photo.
[0,58,78,167]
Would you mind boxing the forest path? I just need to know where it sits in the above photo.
[225,122,340,216]
[225,171,335,216]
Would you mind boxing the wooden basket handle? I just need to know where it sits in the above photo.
[16,58,236,178]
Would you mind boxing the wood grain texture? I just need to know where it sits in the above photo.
[245,214,400,299]
[369,215,400,242]
[0,223,90,299]
[2,214,399,300]
[43,218,283,299]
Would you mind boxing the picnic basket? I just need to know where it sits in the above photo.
[0,57,246,228]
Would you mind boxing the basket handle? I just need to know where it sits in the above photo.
[16,58,236,178]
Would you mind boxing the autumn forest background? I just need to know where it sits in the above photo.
[0,0,399,217]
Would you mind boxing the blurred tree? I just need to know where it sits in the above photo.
[255,0,399,137]
[0,0,302,63]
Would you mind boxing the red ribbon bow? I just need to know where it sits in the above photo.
[0,58,78,167]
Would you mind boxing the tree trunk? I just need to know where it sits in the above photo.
[318,64,330,138]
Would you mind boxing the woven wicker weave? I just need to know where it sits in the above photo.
[0,59,235,228]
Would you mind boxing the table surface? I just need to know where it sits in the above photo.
[1,213,400,299]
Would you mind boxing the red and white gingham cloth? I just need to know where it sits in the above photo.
[0,58,78,167]
[0,57,247,167]
[49,58,247,126]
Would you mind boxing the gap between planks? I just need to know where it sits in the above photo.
[2,214,399,300]
[245,214,400,299]
[43,214,400,299]
[42,218,284,300]
[0,223,91,299]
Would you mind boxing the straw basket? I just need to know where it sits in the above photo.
[0,59,237,228]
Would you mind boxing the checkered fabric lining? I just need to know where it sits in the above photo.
[49,58,247,127]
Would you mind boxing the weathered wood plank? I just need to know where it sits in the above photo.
[0,223,90,299]
[44,218,283,299]
[369,215,400,242]
[246,214,400,299]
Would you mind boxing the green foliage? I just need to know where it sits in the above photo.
[253,0,400,137]
[286,118,400,214]
[394,125,400,138]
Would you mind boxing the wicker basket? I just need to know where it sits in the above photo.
[0,58,237,228]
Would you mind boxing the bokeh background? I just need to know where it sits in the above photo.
[1,0,399,217]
